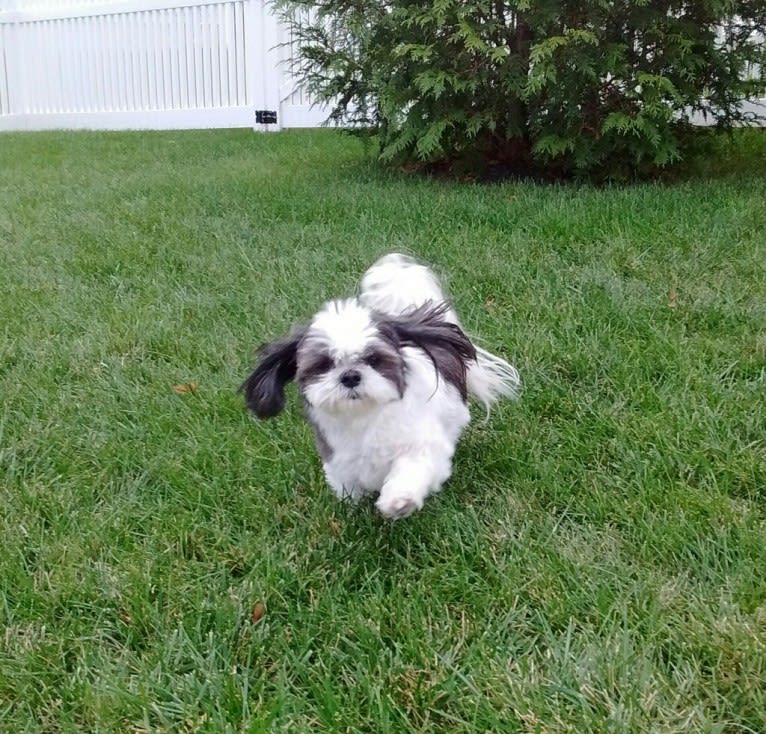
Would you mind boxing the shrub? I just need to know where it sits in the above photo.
[278,0,766,179]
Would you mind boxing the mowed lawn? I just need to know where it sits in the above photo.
[1,128,765,733]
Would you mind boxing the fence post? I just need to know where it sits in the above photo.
[244,0,282,132]
[2,12,29,125]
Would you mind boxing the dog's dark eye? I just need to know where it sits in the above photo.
[300,355,334,381]
[364,352,383,368]
[313,355,334,373]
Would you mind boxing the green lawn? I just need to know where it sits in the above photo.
[1,128,765,733]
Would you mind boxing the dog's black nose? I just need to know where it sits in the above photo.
[340,370,362,388]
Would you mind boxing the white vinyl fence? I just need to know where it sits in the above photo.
[0,0,327,131]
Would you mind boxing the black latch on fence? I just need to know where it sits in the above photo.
[255,110,278,125]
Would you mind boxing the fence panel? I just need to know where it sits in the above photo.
[0,0,328,130]
[275,5,328,128]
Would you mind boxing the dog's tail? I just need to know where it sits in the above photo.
[467,346,521,408]
[362,252,521,407]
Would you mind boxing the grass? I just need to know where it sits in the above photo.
[0,127,765,733]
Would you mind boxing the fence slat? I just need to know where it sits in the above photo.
[182,4,193,109]
[0,25,8,115]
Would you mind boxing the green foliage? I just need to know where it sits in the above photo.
[279,0,766,178]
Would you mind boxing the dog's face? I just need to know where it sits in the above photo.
[296,300,405,413]
[241,299,476,419]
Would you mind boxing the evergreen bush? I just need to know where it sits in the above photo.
[279,0,765,179]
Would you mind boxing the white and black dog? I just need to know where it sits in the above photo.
[241,253,520,519]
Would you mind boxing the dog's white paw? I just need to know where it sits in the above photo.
[376,494,422,520]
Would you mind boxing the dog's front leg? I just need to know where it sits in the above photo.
[375,450,452,520]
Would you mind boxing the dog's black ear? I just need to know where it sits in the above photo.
[383,302,477,399]
[240,326,307,418]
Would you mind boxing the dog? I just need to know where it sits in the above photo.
[241,253,520,519]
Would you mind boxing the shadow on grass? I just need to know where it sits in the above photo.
[344,127,766,187]
[669,127,766,182]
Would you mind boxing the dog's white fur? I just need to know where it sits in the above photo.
[306,301,473,519]
[242,253,520,519]
[360,254,521,408]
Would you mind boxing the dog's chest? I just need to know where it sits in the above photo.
[316,405,411,492]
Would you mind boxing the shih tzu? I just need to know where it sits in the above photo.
[241,254,520,519]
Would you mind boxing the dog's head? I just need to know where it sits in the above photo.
[241,299,476,418]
